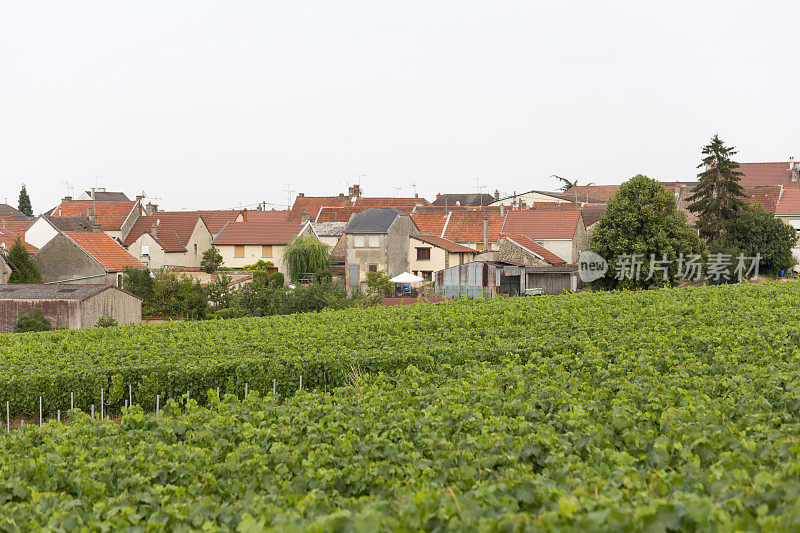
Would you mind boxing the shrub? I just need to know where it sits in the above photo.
[364,270,393,304]
[201,247,224,274]
[15,309,51,333]
[95,316,118,328]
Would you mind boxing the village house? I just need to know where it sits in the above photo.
[344,207,419,290]
[123,212,214,269]
[48,197,144,242]
[500,210,588,263]
[408,234,476,281]
[33,231,146,286]
[432,193,495,207]
[0,284,141,333]
[311,221,347,248]
[413,210,505,251]
[211,216,314,276]
[76,188,131,201]
[25,214,94,250]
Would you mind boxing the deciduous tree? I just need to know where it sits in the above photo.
[590,174,705,289]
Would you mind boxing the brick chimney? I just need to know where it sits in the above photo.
[483,216,489,251]
[242,209,248,222]
[436,193,441,199]
[300,211,311,224]
[90,187,95,200]
[499,204,505,216]
[297,192,304,197]
[150,222,158,238]
[145,202,158,215]
[494,190,500,202]
[790,157,795,170]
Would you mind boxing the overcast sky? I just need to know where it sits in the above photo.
[1,1,797,213]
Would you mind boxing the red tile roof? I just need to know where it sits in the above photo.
[289,196,352,222]
[163,210,242,234]
[743,186,781,213]
[502,234,566,265]
[50,200,140,230]
[122,215,194,252]
[0,229,37,252]
[242,210,291,223]
[213,221,306,245]
[411,234,475,253]
[441,211,505,243]
[352,197,430,212]
[316,206,364,223]
[411,212,449,236]
[776,188,800,215]
[0,220,32,236]
[737,162,796,187]
[564,185,622,203]
[581,204,608,226]
[501,210,582,240]
[64,231,145,271]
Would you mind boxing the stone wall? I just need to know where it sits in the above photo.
[498,238,550,267]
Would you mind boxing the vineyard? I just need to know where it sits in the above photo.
[3,281,800,528]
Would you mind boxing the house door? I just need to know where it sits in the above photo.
[349,264,360,288]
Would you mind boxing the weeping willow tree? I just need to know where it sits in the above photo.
[283,237,331,283]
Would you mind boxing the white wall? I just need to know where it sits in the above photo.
[25,218,59,249]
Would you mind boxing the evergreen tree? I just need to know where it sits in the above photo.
[686,135,746,243]
[17,184,33,218]
[201,246,224,273]
[7,237,42,284]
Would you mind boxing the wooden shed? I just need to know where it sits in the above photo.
[0,284,142,333]
[434,261,526,298]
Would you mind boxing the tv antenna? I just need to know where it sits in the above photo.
[61,181,75,198]
[283,182,295,210]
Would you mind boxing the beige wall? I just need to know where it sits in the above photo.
[127,220,212,269]
[217,244,289,273]
[81,289,142,327]
[408,239,475,279]
[0,255,11,283]
[537,239,572,263]
[318,235,340,247]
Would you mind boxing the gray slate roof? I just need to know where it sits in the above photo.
[42,215,93,232]
[344,207,407,234]
[83,191,130,201]
[311,221,347,237]
[0,284,139,301]
[0,204,29,221]
[432,193,495,207]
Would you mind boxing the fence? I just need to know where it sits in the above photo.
[4,375,313,433]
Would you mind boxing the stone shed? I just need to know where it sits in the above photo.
[0,284,142,333]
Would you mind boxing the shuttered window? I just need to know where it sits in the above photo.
[262,245,273,258]
[234,245,245,257]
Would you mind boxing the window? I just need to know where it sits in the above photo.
[416,247,431,260]
[194,244,198,254]
[368,235,380,248]
[368,264,378,273]
[421,271,432,281]
[354,235,366,248]
[234,245,245,258]
[141,245,150,256]
[262,245,273,258]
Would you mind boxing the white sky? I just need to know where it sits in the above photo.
[1,1,798,213]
